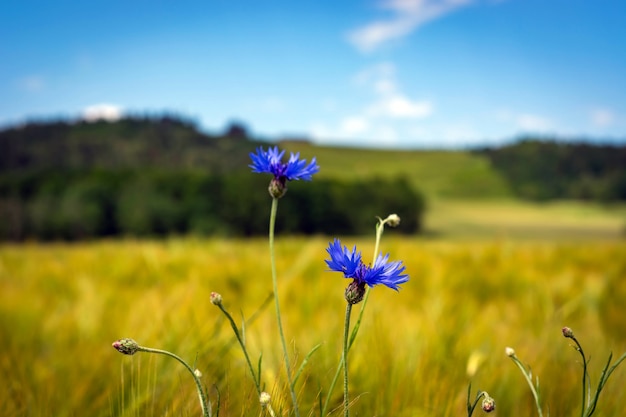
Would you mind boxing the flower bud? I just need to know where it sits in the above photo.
[210,292,223,306]
[481,393,496,412]
[562,326,574,339]
[345,280,367,304]
[385,214,401,227]
[268,177,287,199]
[112,338,140,355]
[505,347,515,357]
[194,369,203,378]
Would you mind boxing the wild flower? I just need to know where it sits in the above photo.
[325,238,408,304]
[325,237,408,417]
[249,146,319,198]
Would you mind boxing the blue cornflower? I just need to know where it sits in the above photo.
[250,146,319,198]
[250,146,319,181]
[325,238,408,303]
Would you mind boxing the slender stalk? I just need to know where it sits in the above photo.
[348,219,384,348]
[342,302,353,417]
[466,384,486,417]
[137,346,210,417]
[215,303,261,395]
[569,336,588,417]
[269,197,299,416]
[321,218,387,416]
[509,354,543,417]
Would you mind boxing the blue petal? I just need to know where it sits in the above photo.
[325,238,361,278]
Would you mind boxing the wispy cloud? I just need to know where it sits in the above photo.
[515,113,552,132]
[347,0,474,53]
[310,62,433,146]
[590,108,615,127]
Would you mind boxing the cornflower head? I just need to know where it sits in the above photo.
[325,238,409,304]
[249,146,319,198]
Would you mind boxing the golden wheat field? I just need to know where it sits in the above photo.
[1,235,626,417]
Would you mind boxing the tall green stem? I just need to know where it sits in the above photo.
[137,346,210,417]
[342,302,353,417]
[215,303,261,395]
[269,197,299,417]
[569,336,588,417]
[509,354,543,417]
[321,218,387,416]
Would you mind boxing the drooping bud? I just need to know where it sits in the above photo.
[268,177,287,199]
[505,347,515,357]
[210,292,223,306]
[345,280,367,304]
[562,326,574,339]
[112,338,140,355]
[385,213,401,227]
[481,393,496,412]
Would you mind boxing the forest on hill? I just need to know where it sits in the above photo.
[0,116,423,240]
[0,116,624,241]
[478,139,626,201]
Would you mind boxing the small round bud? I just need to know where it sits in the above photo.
[481,394,496,412]
[194,369,202,378]
[210,292,223,306]
[385,214,401,227]
[345,280,367,305]
[112,338,140,355]
[259,392,271,406]
[268,177,287,199]
[562,326,574,339]
[505,347,515,357]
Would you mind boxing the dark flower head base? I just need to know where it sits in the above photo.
[325,238,408,304]
[250,146,319,198]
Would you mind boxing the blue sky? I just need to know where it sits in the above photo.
[2,0,625,148]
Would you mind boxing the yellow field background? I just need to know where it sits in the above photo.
[2,235,626,416]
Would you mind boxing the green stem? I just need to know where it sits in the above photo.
[510,355,543,417]
[269,197,299,417]
[343,302,353,417]
[348,219,384,348]
[137,346,210,417]
[216,303,261,395]
[570,337,587,417]
[321,219,387,416]
[466,384,486,417]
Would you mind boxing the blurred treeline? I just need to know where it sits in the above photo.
[479,139,626,201]
[0,116,423,240]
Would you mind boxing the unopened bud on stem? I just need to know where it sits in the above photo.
[210,292,223,306]
[112,338,140,355]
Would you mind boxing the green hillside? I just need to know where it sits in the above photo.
[278,142,626,239]
[280,141,512,200]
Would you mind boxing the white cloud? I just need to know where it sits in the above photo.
[340,116,370,135]
[516,113,552,132]
[310,62,433,145]
[368,94,433,118]
[590,108,614,127]
[356,62,433,119]
[348,0,474,52]
[82,104,124,122]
